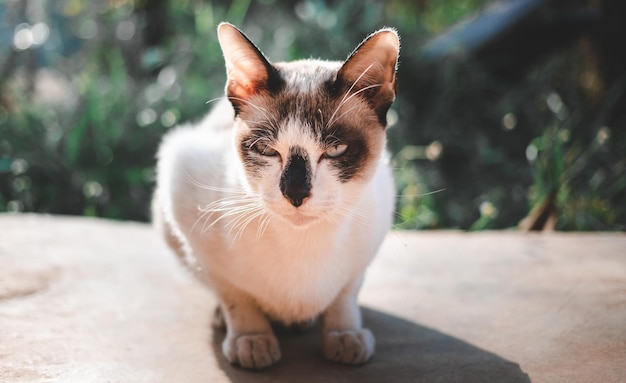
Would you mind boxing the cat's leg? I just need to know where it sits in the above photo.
[151,194,187,261]
[321,275,375,365]
[211,305,226,330]
[212,277,281,369]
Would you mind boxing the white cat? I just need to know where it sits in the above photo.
[152,23,399,369]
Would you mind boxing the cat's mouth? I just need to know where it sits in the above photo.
[284,212,319,227]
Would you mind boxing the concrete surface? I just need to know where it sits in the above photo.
[0,214,624,382]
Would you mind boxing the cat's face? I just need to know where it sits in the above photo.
[217,23,399,227]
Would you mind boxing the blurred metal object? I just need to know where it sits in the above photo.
[420,0,601,79]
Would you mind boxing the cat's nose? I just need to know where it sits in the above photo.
[283,187,310,208]
[280,151,311,208]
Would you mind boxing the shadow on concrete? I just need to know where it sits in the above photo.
[211,307,532,383]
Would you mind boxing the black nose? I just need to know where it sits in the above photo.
[280,152,311,207]
[284,186,310,207]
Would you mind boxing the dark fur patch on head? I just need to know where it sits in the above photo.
[238,133,272,178]
[325,128,369,182]
[269,65,340,139]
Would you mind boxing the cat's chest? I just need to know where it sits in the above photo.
[228,230,349,286]
[214,226,361,320]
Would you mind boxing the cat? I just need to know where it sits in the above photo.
[152,22,399,369]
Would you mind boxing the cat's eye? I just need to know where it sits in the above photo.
[252,142,279,156]
[324,144,348,158]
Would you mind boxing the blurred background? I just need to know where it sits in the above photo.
[1,0,624,230]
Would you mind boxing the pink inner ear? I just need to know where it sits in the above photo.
[218,23,271,99]
[227,62,264,98]
[338,30,399,93]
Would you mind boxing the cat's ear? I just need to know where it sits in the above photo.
[336,28,399,125]
[217,23,280,111]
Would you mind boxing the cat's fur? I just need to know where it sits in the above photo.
[152,23,399,369]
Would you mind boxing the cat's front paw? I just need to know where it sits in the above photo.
[222,333,281,369]
[322,328,375,365]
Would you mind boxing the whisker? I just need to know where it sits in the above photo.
[257,214,272,239]
[240,119,278,133]
[322,132,343,149]
[200,196,258,213]
[204,206,251,233]
[227,96,269,113]
[317,109,325,132]
[226,207,265,244]
[227,96,281,129]
[339,64,375,107]
[247,136,274,150]
[325,63,374,130]
[190,193,256,236]
[338,203,370,226]
[237,210,266,242]
[184,170,246,195]
[191,206,215,236]
[396,188,446,199]
[205,96,228,105]
[327,105,361,128]
[223,205,261,229]
[326,83,383,129]
[198,197,260,233]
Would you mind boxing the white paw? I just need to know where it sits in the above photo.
[222,333,281,369]
[322,328,375,365]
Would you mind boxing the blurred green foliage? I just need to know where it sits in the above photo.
[0,0,624,230]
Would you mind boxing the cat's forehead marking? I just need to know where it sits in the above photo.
[274,62,374,135]
[276,60,341,93]
[276,117,319,151]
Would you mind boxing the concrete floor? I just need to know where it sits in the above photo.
[0,214,624,382]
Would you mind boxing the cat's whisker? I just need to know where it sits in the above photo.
[223,204,262,229]
[228,96,281,129]
[191,206,216,236]
[326,83,384,129]
[209,203,260,222]
[204,206,251,234]
[256,214,272,239]
[327,105,361,129]
[195,196,257,235]
[325,63,375,130]
[317,109,325,132]
[200,202,250,216]
[226,206,265,244]
[200,196,258,214]
[395,188,446,199]
[185,170,247,195]
[322,133,343,149]
[197,197,261,234]
[248,136,273,150]
[337,196,373,224]
[227,96,269,114]
[339,82,383,111]
[236,210,266,242]
[201,204,252,230]
[241,119,278,134]
[338,203,370,226]
[205,96,228,105]
[339,63,374,107]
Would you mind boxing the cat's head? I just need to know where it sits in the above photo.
[217,23,399,227]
